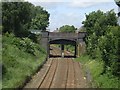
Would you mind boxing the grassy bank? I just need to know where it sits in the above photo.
[64,45,75,53]
[2,33,46,88]
[75,55,120,88]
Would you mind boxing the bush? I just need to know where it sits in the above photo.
[3,33,46,56]
[2,33,46,88]
[75,55,119,88]
[83,10,119,76]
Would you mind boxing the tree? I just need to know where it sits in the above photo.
[83,10,117,36]
[59,25,77,32]
[115,0,120,6]
[2,2,50,37]
[2,2,34,37]
[83,10,119,76]
[30,6,50,31]
[83,10,117,57]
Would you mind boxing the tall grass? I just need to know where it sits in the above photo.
[2,33,46,88]
[75,55,120,88]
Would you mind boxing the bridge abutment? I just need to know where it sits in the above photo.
[77,42,86,57]
[74,44,77,58]
[40,31,49,57]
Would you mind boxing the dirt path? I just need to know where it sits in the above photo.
[23,46,88,89]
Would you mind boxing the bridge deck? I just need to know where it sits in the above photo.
[24,47,88,89]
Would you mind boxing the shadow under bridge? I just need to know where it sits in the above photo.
[49,39,77,58]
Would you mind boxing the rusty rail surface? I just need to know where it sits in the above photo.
[23,46,88,89]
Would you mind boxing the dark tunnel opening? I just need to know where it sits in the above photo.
[49,39,77,58]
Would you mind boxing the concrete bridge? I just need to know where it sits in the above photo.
[40,31,86,57]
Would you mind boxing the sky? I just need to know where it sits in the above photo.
[25,0,118,32]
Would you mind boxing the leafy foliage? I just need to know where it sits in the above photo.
[2,33,46,88]
[83,10,119,76]
[58,25,77,53]
[2,2,50,37]
[30,6,50,30]
[75,55,120,88]
[3,33,46,55]
[2,2,33,36]
[2,1,49,88]
[59,25,77,32]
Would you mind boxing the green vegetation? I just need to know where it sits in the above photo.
[2,33,46,88]
[82,10,119,76]
[58,25,77,53]
[30,6,50,30]
[75,10,120,88]
[2,1,49,88]
[76,55,120,88]
[64,45,75,53]
[2,1,119,89]
[59,25,77,32]
[55,44,75,54]
[115,0,120,6]
[2,2,49,37]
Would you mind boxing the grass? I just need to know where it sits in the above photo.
[75,55,120,88]
[2,33,46,88]
[64,45,75,53]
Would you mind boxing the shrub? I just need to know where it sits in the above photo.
[75,55,119,88]
[83,10,119,76]
[2,33,46,88]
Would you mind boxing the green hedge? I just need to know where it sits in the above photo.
[83,10,120,76]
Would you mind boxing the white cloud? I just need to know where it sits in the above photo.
[24,0,117,31]
[69,0,114,8]
[30,2,67,10]
[25,0,115,8]
[25,0,66,2]
[69,2,98,8]
[71,0,112,2]
[25,0,113,2]
[48,11,84,31]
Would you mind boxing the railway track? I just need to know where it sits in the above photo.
[23,46,88,89]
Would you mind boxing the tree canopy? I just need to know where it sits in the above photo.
[30,6,50,30]
[115,0,120,6]
[59,25,77,33]
[83,10,119,76]
[2,2,50,37]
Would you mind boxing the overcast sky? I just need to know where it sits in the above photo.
[25,0,118,32]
